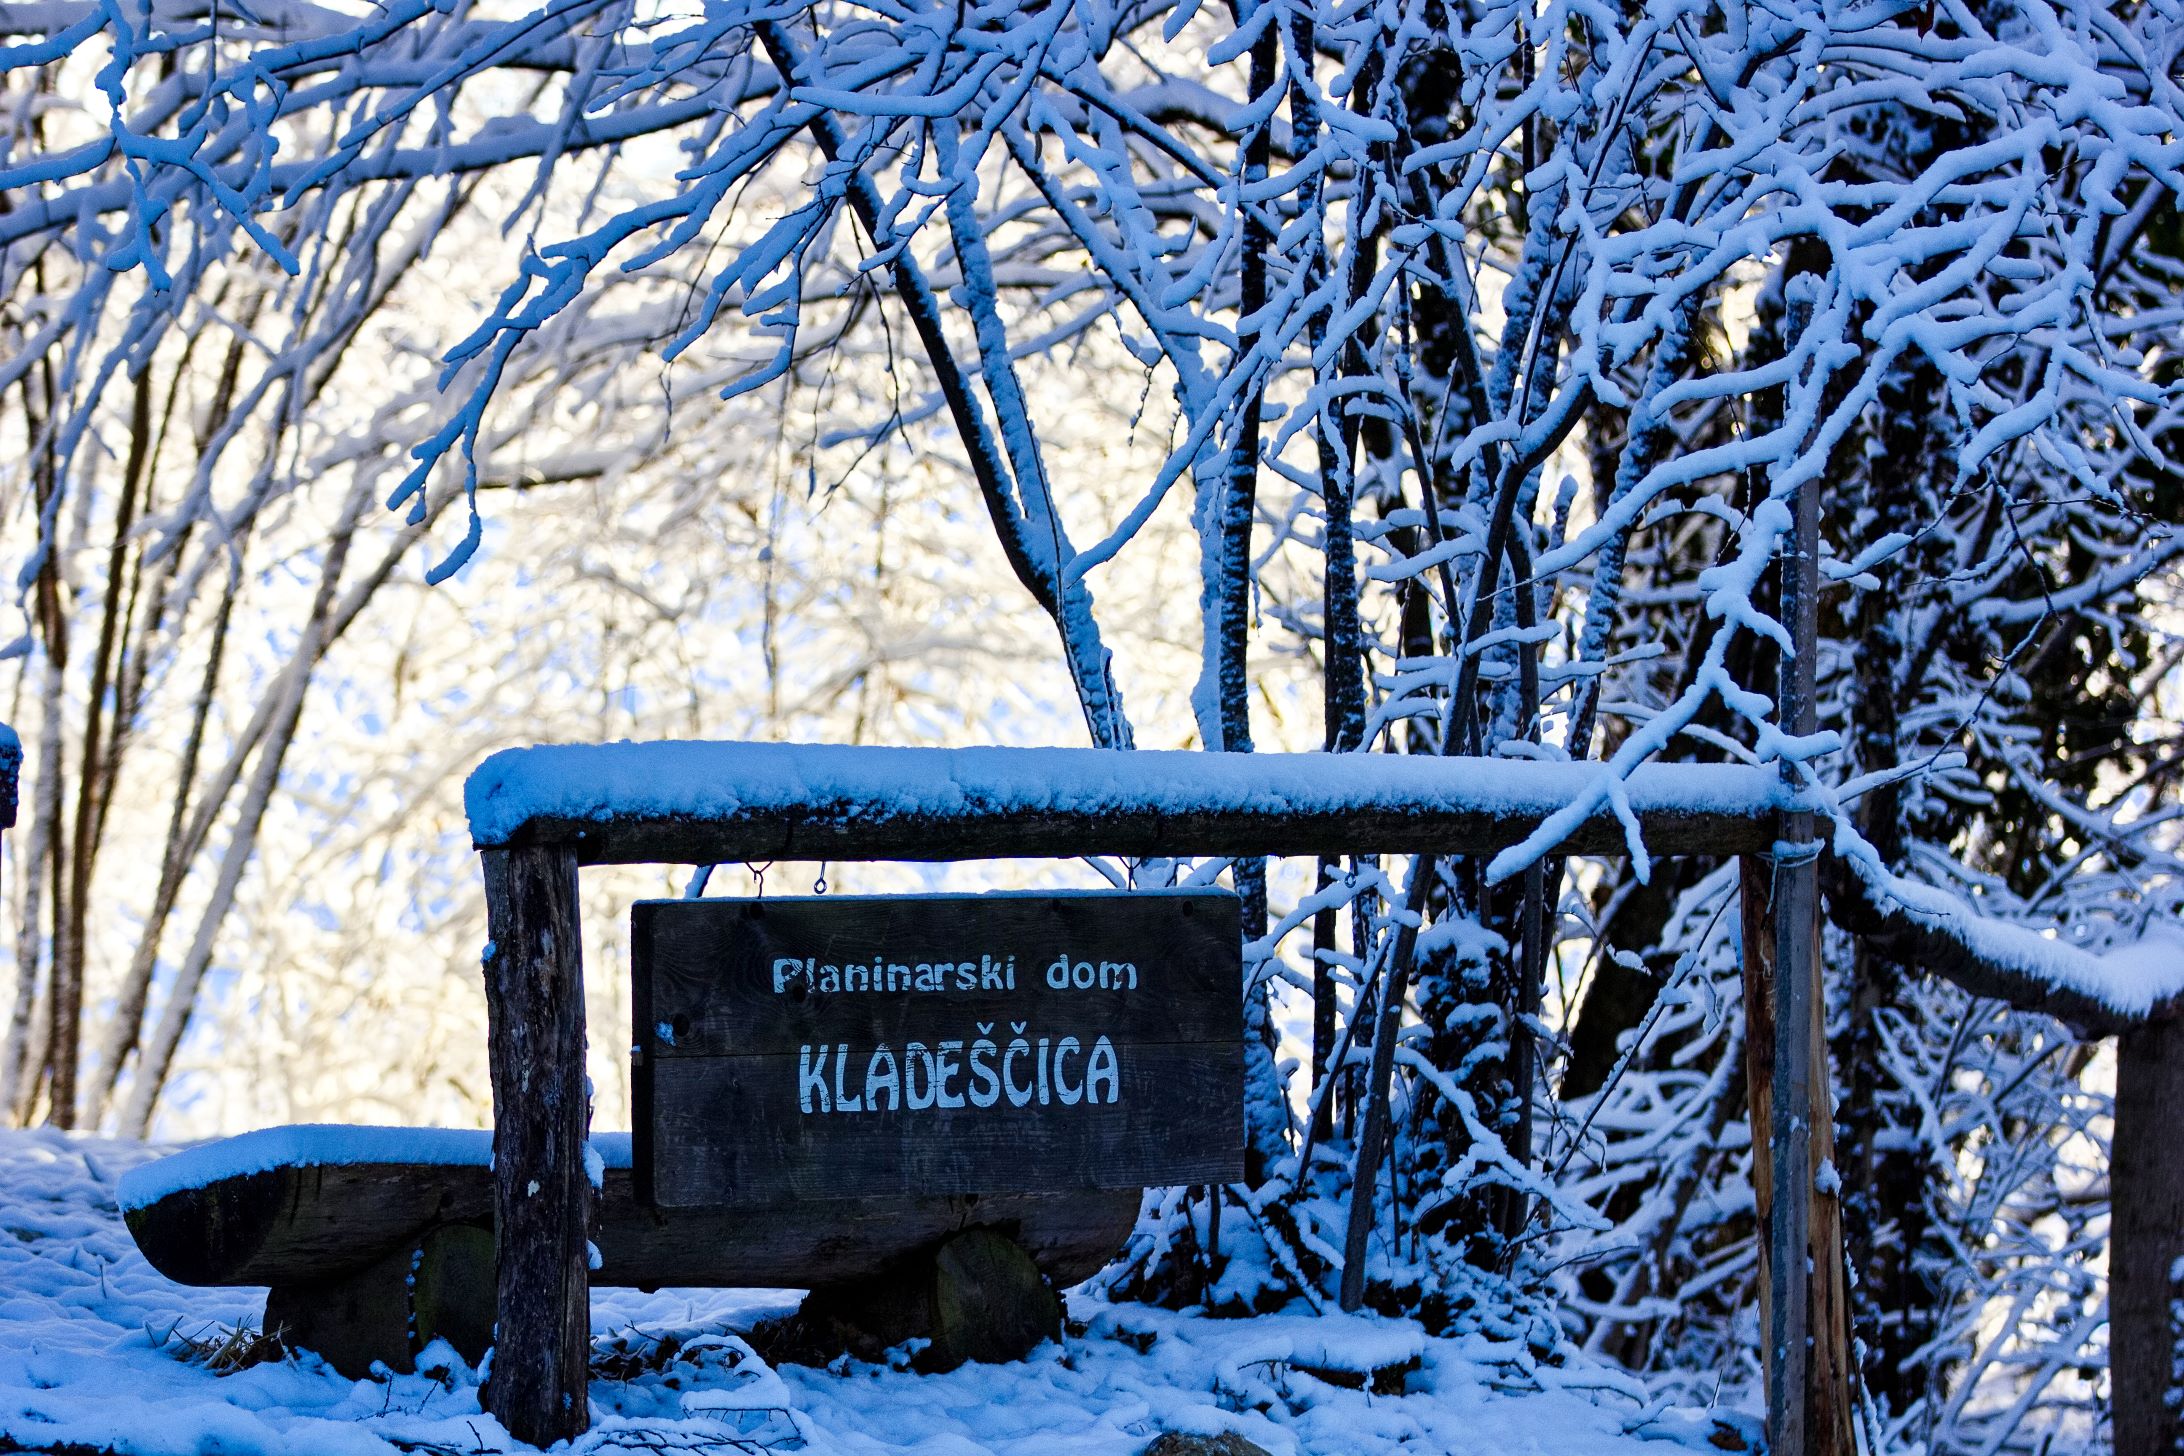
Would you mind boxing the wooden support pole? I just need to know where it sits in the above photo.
[1740,856,1855,1456]
[2112,1012,2184,1455]
[481,845,590,1447]
[1744,463,1853,1456]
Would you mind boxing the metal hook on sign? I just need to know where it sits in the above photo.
[813,863,829,895]
[746,861,771,899]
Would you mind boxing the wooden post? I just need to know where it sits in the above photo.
[1740,856,1855,1456]
[0,722,19,829]
[1741,463,1853,1456]
[481,845,590,1446]
[2112,1012,2184,1455]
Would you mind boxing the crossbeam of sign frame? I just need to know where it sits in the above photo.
[631,889,1246,1210]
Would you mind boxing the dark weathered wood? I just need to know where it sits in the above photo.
[1744,455,1855,1456]
[261,1221,496,1379]
[468,744,1782,865]
[765,1226,1061,1370]
[264,1236,417,1379]
[515,794,1772,865]
[637,893,1240,1056]
[482,845,590,1448]
[126,1160,483,1285]
[125,1159,1141,1291]
[0,724,18,829]
[634,892,1245,1208]
[651,1045,1241,1205]
[594,1183,1140,1291]
[928,1227,1060,1367]
[2112,1013,2184,1456]
[1741,856,1856,1456]
[413,1222,497,1367]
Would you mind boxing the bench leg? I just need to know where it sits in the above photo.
[264,1222,494,1378]
[412,1222,497,1365]
[482,845,591,1446]
[265,1243,413,1379]
[767,1226,1060,1371]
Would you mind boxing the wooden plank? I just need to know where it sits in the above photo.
[649,1042,1242,1206]
[465,743,1784,865]
[633,892,1244,1209]
[636,893,1239,1056]
[123,1160,1141,1291]
[2111,1013,2184,1455]
[482,846,590,1448]
[125,1160,481,1285]
[600,1184,1138,1292]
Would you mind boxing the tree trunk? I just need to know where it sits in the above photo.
[480,844,591,1447]
[85,551,243,1124]
[0,661,56,1120]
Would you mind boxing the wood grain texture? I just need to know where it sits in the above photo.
[509,798,1773,866]
[124,1162,1141,1290]
[636,893,1240,1056]
[262,1238,416,1380]
[411,1222,496,1367]
[260,1222,496,1379]
[0,728,18,829]
[466,745,1779,865]
[647,1043,1243,1206]
[482,845,591,1448]
[2111,1014,2184,1456]
[124,1161,485,1285]
[1740,854,1856,1456]
[632,892,1246,1208]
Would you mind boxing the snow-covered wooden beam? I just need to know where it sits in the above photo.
[465,741,1790,866]
[118,1126,1132,1292]
[1822,842,2184,1035]
[1819,833,2184,1454]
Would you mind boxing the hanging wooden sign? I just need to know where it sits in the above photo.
[631,889,1244,1208]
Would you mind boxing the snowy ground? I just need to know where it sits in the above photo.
[0,1128,1750,1455]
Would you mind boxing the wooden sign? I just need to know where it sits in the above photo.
[631,889,1244,1208]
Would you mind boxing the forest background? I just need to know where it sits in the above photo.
[1,0,2181,1451]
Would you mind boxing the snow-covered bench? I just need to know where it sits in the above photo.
[119,1124,1135,1377]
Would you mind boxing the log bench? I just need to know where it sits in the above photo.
[120,1125,1138,1378]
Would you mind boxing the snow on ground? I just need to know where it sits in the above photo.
[0,1128,1749,1455]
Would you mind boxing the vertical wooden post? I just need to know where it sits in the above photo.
[1740,857,1855,1456]
[1741,465,1853,1456]
[481,845,590,1447]
[2112,1012,2184,1455]
[0,723,20,830]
